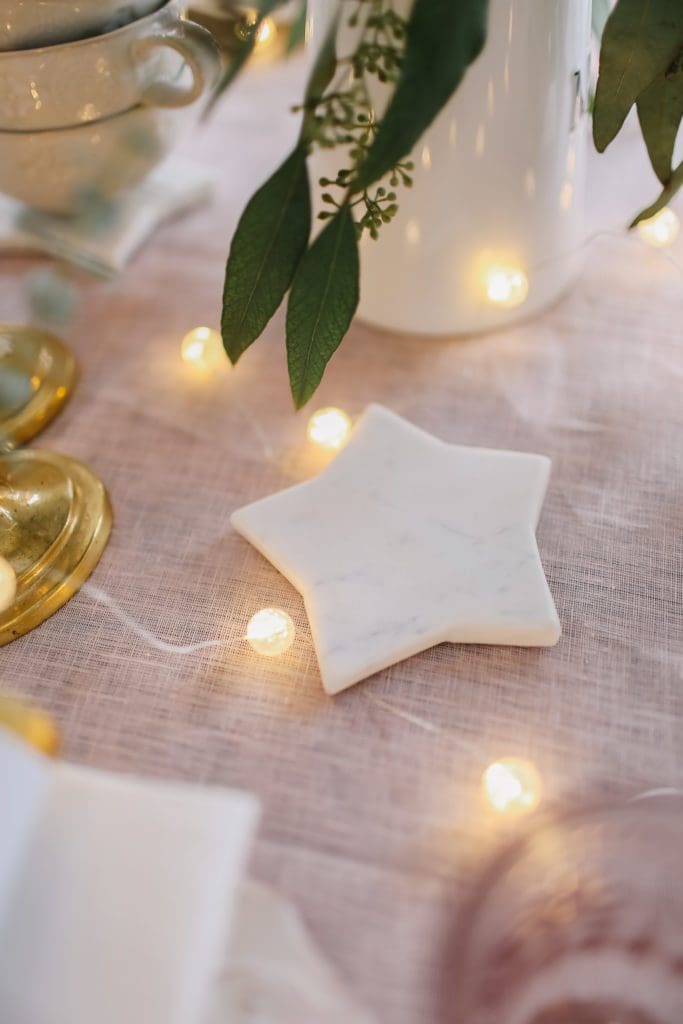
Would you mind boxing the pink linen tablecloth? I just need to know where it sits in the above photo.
[1,56,682,1024]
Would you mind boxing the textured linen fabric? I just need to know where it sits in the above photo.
[0,57,682,1024]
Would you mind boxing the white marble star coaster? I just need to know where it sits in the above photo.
[231,405,561,695]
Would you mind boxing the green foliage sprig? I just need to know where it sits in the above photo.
[594,0,683,226]
[296,0,413,247]
[221,0,682,408]
[24,2,680,401]
[221,0,488,407]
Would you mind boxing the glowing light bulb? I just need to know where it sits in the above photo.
[637,206,680,248]
[255,16,276,49]
[485,266,529,308]
[0,555,16,613]
[181,327,225,373]
[307,407,352,451]
[483,757,542,815]
[246,608,295,657]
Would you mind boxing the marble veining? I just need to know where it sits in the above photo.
[231,405,561,695]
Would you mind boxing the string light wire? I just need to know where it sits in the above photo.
[2,224,680,665]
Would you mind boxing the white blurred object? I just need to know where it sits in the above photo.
[0,729,260,1024]
[0,158,216,275]
[0,731,47,923]
[0,729,375,1024]
[212,882,377,1024]
[0,1,220,133]
[309,0,592,334]
[0,0,161,49]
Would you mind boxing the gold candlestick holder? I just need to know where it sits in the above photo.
[0,449,112,645]
[0,324,77,450]
[0,325,112,645]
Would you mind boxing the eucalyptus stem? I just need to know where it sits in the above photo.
[220,0,491,405]
[296,0,413,241]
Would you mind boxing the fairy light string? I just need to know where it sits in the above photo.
[1,216,679,805]
[5,221,680,666]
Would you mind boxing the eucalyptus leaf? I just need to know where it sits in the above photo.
[298,6,340,146]
[286,206,359,408]
[222,145,311,363]
[630,161,683,227]
[593,0,683,153]
[637,60,683,184]
[303,6,339,108]
[355,0,489,190]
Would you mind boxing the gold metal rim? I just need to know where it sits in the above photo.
[0,324,78,450]
[0,449,112,645]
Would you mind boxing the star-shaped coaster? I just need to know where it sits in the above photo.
[232,405,561,695]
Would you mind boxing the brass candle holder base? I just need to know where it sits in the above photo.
[0,324,77,450]
[0,449,112,646]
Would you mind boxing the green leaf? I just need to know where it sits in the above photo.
[286,206,359,408]
[630,160,683,226]
[593,0,683,153]
[355,0,489,190]
[297,7,339,145]
[301,6,339,114]
[222,145,311,363]
[637,59,683,184]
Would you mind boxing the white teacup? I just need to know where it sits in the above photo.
[0,102,199,214]
[0,0,163,51]
[0,0,222,132]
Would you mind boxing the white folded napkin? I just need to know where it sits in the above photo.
[0,729,259,1024]
[0,731,48,923]
[214,881,377,1024]
[0,158,215,276]
[0,728,376,1024]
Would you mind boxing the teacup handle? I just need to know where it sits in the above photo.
[133,20,221,108]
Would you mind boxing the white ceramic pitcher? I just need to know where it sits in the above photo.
[308,0,592,335]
